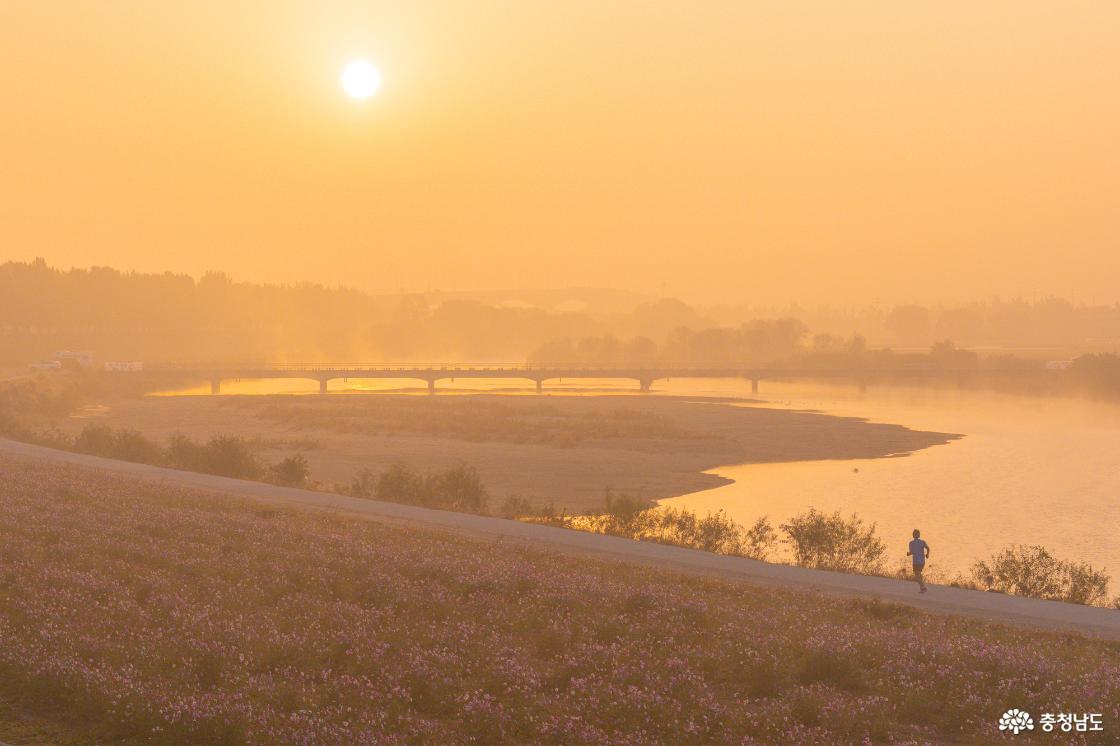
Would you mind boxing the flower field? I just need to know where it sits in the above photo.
[0,455,1117,744]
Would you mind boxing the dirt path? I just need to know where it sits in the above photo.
[3,437,1118,640]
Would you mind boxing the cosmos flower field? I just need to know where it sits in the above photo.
[0,455,1117,744]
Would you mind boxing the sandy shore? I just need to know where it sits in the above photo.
[49,391,958,512]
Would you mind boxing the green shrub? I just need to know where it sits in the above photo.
[971,545,1111,605]
[743,516,777,561]
[376,462,426,503]
[603,490,655,534]
[73,424,118,457]
[431,463,487,513]
[74,424,162,465]
[268,455,310,488]
[780,508,886,574]
[498,496,535,519]
[372,462,488,514]
[167,434,262,479]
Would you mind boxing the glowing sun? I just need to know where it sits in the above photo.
[341,60,381,100]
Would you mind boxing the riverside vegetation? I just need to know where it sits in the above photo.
[1,455,1118,745]
[2,377,1116,607]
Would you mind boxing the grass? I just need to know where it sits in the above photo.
[1,455,1118,744]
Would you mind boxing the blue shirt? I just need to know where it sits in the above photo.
[909,539,929,565]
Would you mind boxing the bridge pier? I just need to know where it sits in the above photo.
[427,379,436,394]
[751,378,759,395]
[535,379,543,394]
[210,379,221,395]
[638,378,653,392]
[319,378,329,394]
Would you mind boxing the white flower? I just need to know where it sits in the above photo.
[999,709,1035,735]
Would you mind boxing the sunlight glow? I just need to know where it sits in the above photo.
[341,59,381,99]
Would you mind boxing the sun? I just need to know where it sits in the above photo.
[341,59,381,100]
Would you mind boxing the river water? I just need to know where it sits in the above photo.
[655,379,1120,579]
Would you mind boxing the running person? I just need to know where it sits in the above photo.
[907,529,930,593]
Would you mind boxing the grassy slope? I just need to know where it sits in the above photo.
[0,455,1117,745]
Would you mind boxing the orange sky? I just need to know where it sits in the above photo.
[1,2,1118,305]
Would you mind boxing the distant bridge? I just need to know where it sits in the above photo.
[141,364,1047,395]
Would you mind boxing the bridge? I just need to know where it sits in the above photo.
[144,365,1045,395]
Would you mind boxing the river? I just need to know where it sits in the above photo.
[656,379,1120,579]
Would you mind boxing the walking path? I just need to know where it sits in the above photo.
[3,437,1118,639]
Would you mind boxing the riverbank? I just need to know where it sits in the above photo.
[1,447,1117,744]
[3,441,1118,638]
[38,390,957,512]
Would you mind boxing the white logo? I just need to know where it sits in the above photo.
[999,709,1035,735]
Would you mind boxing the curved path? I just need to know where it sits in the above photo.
[2,437,1118,640]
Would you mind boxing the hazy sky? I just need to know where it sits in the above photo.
[2,2,1118,305]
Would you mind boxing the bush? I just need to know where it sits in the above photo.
[372,462,488,514]
[74,425,162,465]
[971,545,1111,605]
[644,508,746,554]
[268,455,310,488]
[167,434,262,480]
[73,424,118,457]
[431,463,487,513]
[743,516,777,561]
[780,508,886,574]
[376,462,426,503]
[349,468,378,498]
[111,429,165,465]
[603,490,655,534]
[498,496,535,519]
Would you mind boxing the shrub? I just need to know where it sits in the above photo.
[780,508,886,574]
[167,434,261,480]
[498,496,535,519]
[74,425,162,465]
[371,462,488,514]
[268,455,310,488]
[431,463,487,513]
[376,462,426,503]
[971,545,1111,605]
[603,490,655,534]
[647,508,746,554]
[73,424,118,457]
[349,468,378,498]
[111,429,165,465]
[743,516,777,561]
